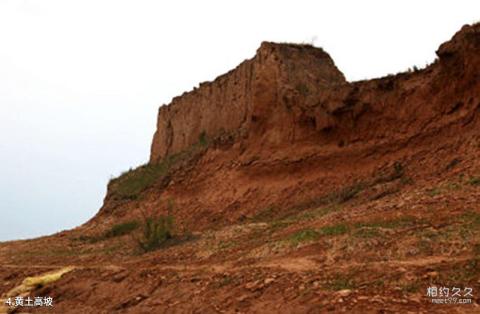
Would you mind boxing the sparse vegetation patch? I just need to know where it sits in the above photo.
[109,138,209,200]
[135,212,174,253]
[104,220,139,238]
[319,224,349,236]
[110,160,172,200]
[288,229,320,246]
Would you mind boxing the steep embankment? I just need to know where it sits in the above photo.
[0,23,479,313]
[91,23,479,232]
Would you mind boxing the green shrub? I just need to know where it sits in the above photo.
[137,215,173,252]
[104,220,139,238]
[135,210,175,252]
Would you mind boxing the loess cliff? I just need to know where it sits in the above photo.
[94,23,480,231]
[150,42,346,162]
[0,23,479,314]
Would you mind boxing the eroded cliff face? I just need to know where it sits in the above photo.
[150,24,479,166]
[150,42,346,163]
[97,23,479,225]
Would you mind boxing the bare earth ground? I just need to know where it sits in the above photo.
[1,132,479,313]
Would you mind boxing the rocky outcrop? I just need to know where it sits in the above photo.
[150,42,346,162]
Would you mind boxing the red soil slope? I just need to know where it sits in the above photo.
[0,23,479,314]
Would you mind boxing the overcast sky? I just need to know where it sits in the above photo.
[0,0,478,241]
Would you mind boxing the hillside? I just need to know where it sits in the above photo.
[1,23,479,313]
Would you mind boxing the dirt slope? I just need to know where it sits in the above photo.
[1,23,479,313]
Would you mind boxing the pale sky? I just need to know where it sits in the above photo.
[0,0,478,241]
